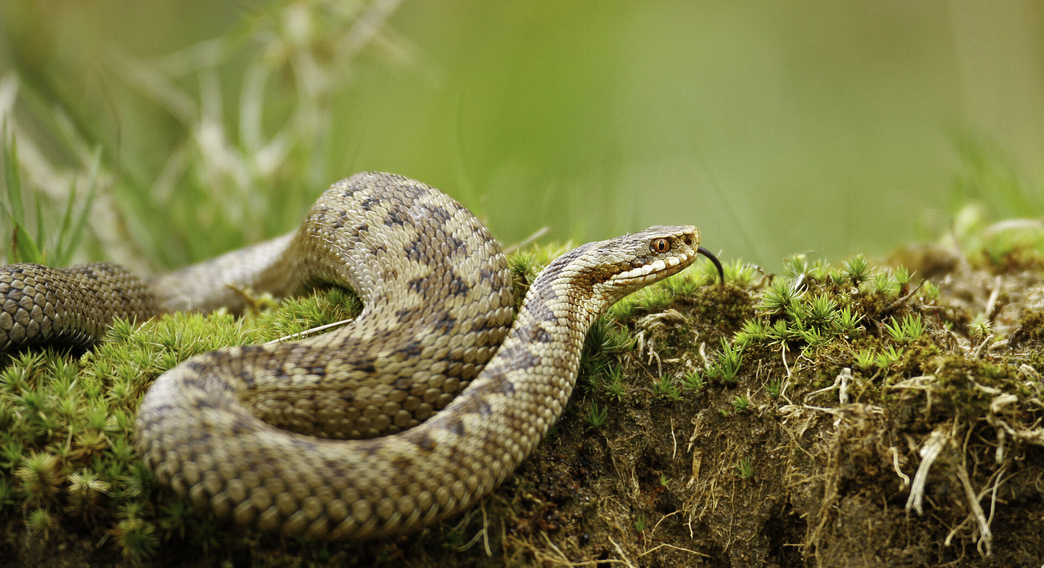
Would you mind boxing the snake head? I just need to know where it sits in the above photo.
[570,224,722,310]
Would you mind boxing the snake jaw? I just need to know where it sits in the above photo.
[609,250,695,287]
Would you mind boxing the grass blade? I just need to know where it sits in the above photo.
[58,147,100,266]
[33,189,45,257]
[2,125,25,228]
[52,179,78,265]
[13,223,42,264]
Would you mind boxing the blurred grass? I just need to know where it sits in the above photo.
[0,1,1043,270]
[1,126,99,266]
[952,136,1044,220]
[942,136,1044,270]
[0,1,403,271]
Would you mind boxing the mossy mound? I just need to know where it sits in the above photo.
[1,242,1042,567]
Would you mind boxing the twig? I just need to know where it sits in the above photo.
[608,536,638,568]
[890,446,910,489]
[639,542,710,558]
[265,318,354,344]
[983,275,1003,322]
[971,332,994,360]
[779,343,793,404]
[806,367,852,405]
[456,501,491,556]
[886,279,926,311]
[670,418,677,461]
[955,461,992,557]
[502,226,550,255]
[906,426,950,515]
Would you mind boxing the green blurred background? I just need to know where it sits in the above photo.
[1,0,1042,272]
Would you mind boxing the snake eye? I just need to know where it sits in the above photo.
[651,238,671,254]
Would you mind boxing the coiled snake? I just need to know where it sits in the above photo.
[0,172,722,538]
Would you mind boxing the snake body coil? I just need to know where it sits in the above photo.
[1,172,712,538]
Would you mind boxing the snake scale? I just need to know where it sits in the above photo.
[0,172,722,538]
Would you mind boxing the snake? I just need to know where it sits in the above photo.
[0,172,722,538]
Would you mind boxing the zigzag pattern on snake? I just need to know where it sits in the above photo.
[0,172,721,538]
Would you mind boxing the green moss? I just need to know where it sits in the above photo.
[681,370,706,392]
[602,364,629,401]
[113,517,160,562]
[929,355,1021,418]
[584,402,608,430]
[708,337,743,385]
[731,394,750,412]
[651,375,682,400]
[25,507,55,537]
[579,316,636,394]
[690,284,755,332]
[0,283,376,561]
[1013,309,1044,346]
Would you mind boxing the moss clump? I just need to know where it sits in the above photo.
[688,283,755,332]
[1011,309,1044,347]
[0,284,369,565]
